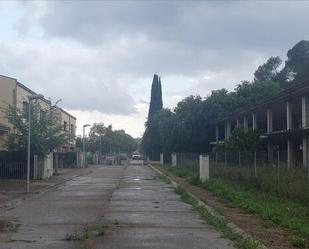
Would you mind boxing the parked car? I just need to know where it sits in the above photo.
[130,152,144,165]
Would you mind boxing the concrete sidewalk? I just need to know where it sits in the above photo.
[0,167,92,214]
[90,165,235,249]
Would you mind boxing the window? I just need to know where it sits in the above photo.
[63,121,68,131]
[22,101,29,119]
[40,110,46,120]
[70,124,75,136]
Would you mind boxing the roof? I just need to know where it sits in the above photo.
[16,82,52,105]
[214,80,309,124]
[0,74,17,81]
[59,107,76,120]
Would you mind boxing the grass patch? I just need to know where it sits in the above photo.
[162,164,309,247]
[200,179,309,243]
[162,165,200,184]
[174,186,263,249]
[65,224,108,241]
[290,237,306,248]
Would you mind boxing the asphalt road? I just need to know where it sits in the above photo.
[0,165,234,249]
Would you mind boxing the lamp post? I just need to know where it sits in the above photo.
[27,94,44,193]
[83,124,91,167]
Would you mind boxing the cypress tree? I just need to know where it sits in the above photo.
[142,74,163,160]
[148,74,163,119]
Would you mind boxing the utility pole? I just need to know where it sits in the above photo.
[27,94,44,193]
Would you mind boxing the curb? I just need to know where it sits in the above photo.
[149,164,268,249]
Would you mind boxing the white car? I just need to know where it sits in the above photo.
[130,153,144,165]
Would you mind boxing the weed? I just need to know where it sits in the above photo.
[65,224,108,241]
[291,237,306,248]
[174,186,263,249]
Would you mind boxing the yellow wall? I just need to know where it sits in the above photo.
[0,76,16,127]
[59,109,76,151]
[0,76,16,150]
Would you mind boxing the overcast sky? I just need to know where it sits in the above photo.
[0,1,308,137]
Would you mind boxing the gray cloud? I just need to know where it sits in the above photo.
[26,2,309,51]
[7,1,309,117]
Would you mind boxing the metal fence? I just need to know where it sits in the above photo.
[175,152,200,171]
[0,152,49,180]
[211,150,309,203]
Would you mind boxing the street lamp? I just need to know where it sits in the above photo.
[27,94,44,193]
[83,124,91,167]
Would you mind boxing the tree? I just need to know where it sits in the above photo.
[148,74,163,119]
[5,103,68,156]
[214,128,263,153]
[142,74,164,160]
[86,123,137,154]
[282,40,309,84]
[234,80,281,107]
[254,56,282,82]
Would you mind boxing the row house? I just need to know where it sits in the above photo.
[0,75,76,152]
[211,81,309,168]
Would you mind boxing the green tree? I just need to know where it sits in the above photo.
[86,123,137,154]
[254,56,282,82]
[5,103,68,156]
[214,128,263,153]
[282,40,309,84]
[142,74,163,160]
[234,80,281,107]
[148,74,163,119]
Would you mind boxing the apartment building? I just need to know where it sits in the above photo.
[0,75,76,152]
[212,81,309,168]
[55,107,77,152]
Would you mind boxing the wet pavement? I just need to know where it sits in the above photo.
[0,165,124,249]
[91,165,234,249]
[0,165,234,249]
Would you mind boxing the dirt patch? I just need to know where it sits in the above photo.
[167,173,297,249]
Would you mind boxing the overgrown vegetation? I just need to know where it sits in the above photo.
[174,186,264,249]
[161,165,309,248]
[210,161,309,204]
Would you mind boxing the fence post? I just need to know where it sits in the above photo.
[200,154,210,182]
[33,155,38,180]
[254,151,257,178]
[160,153,164,165]
[172,153,177,167]
[277,150,280,192]
[54,153,59,175]
[239,151,241,167]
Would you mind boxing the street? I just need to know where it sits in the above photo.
[0,165,234,249]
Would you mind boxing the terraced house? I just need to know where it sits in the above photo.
[0,74,77,152]
[212,81,309,168]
